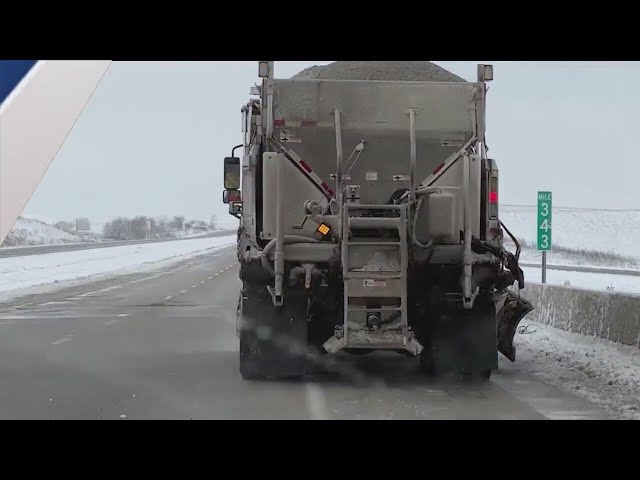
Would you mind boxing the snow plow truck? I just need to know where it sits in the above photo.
[223,61,533,380]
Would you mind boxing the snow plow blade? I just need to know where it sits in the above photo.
[496,290,534,362]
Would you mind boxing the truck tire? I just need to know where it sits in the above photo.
[238,283,310,380]
[418,292,497,379]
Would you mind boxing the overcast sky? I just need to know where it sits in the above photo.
[23,61,640,226]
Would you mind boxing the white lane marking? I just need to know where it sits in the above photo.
[104,319,119,326]
[200,281,206,284]
[41,301,70,306]
[51,337,72,345]
[78,290,100,297]
[164,296,173,300]
[14,303,33,308]
[191,285,198,289]
[75,273,166,297]
[117,314,127,317]
[208,276,213,280]
[93,285,123,293]
[214,273,219,276]
[180,290,187,294]
[88,283,122,293]
[305,384,329,420]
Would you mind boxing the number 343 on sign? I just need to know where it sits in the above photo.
[537,191,552,251]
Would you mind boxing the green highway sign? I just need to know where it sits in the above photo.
[537,191,552,251]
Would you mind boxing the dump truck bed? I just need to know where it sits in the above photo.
[261,78,483,241]
[271,79,479,205]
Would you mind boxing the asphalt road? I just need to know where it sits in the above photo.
[0,246,614,420]
[0,230,235,258]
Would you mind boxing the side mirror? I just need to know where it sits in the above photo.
[224,157,241,190]
[223,189,242,205]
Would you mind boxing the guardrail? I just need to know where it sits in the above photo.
[520,263,640,277]
[519,283,640,348]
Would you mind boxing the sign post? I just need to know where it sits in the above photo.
[537,191,552,283]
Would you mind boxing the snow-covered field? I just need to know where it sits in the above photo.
[501,205,640,294]
[2,217,82,247]
[514,322,640,420]
[0,235,236,298]
[501,206,640,262]
[517,245,638,269]
[2,215,230,249]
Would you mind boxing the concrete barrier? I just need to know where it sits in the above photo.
[519,283,640,348]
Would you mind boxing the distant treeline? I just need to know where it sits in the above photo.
[102,215,216,241]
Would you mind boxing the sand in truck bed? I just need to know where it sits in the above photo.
[292,61,467,82]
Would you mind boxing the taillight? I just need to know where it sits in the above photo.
[486,159,501,243]
[489,175,498,219]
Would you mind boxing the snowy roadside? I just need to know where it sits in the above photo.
[2,217,84,247]
[517,247,639,271]
[500,206,640,262]
[513,322,640,420]
[0,235,236,301]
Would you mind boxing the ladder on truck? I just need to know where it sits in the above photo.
[323,203,423,355]
[321,107,424,355]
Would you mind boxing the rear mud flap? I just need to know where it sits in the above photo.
[422,294,498,376]
[239,284,310,379]
[496,290,534,362]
